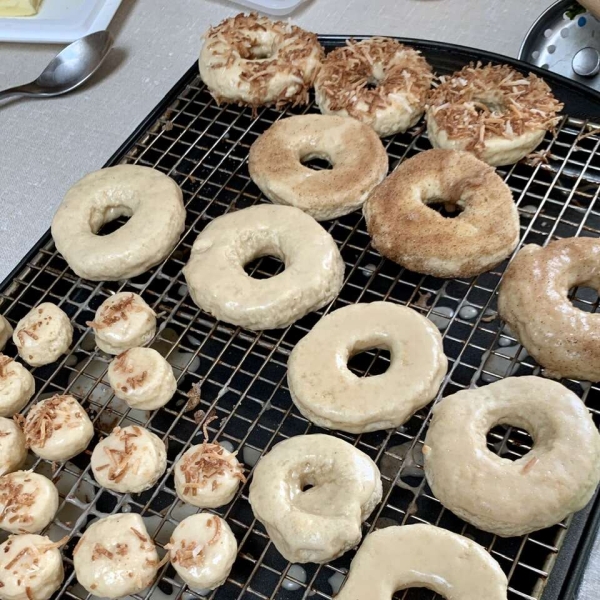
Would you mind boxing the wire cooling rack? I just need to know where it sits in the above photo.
[1,38,600,600]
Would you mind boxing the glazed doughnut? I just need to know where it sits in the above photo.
[0,418,27,476]
[249,434,382,563]
[288,302,447,433]
[199,13,323,109]
[315,38,433,137]
[88,293,157,355]
[498,237,600,381]
[91,426,167,494]
[0,315,12,351]
[51,165,185,281]
[107,348,177,410]
[183,205,345,330]
[364,149,519,278]
[423,376,600,537]
[0,472,59,534]
[336,524,507,600]
[426,63,563,166]
[13,304,72,367]
[248,115,388,220]
[0,534,65,600]
[21,395,94,462]
[174,441,245,508]
[0,355,34,417]
[73,513,159,598]
[168,514,237,591]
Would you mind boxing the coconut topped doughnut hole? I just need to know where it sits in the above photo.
[0,315,12,351]
[0,355,35,417]
[0,417,27,476]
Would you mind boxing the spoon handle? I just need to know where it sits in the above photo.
[0,83,39,101]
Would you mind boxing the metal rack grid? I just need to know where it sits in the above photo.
[2,59,600,600]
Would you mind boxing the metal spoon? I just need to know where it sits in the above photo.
[0,30,113,101]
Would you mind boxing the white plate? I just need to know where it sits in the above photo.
[229,0,310,15]
[0,0,122,43]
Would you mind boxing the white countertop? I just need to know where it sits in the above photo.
[0,0,598,597]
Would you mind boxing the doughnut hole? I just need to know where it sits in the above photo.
[347,345,391,377]
[293,467,346,517]
[239,230,287,280]
[300,152,334,171]
[569,284,600,313]
[426,200,463,219]
[486,424,534,461]
[239,32,275,61]
[90,204,133,236]
[473,93,506,114]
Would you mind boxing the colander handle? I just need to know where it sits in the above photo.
[579,0,600,20]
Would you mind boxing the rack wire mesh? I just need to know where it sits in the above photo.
[1,44,600,600]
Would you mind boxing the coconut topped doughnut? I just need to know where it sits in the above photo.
[0,417,27,476]
[200,13,323,109]
[427,63,563,166]
[0,534,66,600]
[0,355,34,417]
[91,426,167,493]
[18,395,93,462]
[13,304,72,367]
[315,38,433,137]
[88,293,157,355]
[0,315,12,351]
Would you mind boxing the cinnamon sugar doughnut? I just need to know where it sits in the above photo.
[426,63,563,166]
[315,38,433,137]
[364,149,519,278]
[199,13,323,109]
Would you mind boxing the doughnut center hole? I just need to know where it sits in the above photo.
[427,199,463,219]
[569,285,600,313]
[248,45,273,60]
[391,587,448,599]
[244,255,285,279]
[301,483,314,492]
[474,95,506,114]
[93,206,133,236]
[347,346,391,377]
[486,424,534,461]
[300,152,333,171]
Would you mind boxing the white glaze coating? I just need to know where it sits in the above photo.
[0,417,27,476]
[0,315,13,351]
[249,434,382,563]
[73,513,159,599]
[423,376,600,537]
[107,348,177,410]
[183,205,345,330]
[0,356,34,417]
[90,293,157,355]
[91,426,167,493]
[288,302,447,433]
[0,472,59,534]
[13,304,72,367]
[51,165,185,281]
[335,525,508,600]
[168,514,237,591]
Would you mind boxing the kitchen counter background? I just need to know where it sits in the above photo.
[0,0,598,598]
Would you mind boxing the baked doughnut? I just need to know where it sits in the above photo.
[91,426,167,493]
[88,293,157,355]
[288,302,447,433]
[248,115,388,220]
[13,304,72,367]
[335,524,507,600]
[315,38,433,137]
[249,434,382,563]
[51,165,185,281]
[0,471,59,534]
[426,63,563,166]
[0,355,34,417]
[0,534,65,600]
[73,513,159,598]
[364,149,519,278]
[167,514,237,591]
[183,205,345,330]
[20,395,93,462]
[107,348,177,410]
[423,376,600,537]
[174,441,245,508]
[498,237,600,381]
[0,315,12,351]
[199,13,323,109]
[0,418,27,476]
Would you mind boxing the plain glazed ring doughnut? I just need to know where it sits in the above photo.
[498,237,600,381]
[13,303,72,367]
[315,38,433,137]
[199,13,323,109]
[364,149,519,278]
[88,293,157,355]
[0,418,27,476]
[0,355,34,417]
[51,165,185,281]
[168,514,237,591]
[336,524,507,600]
[426,63,563,166]
[183,205,345,330]
[423,376,600,537]
[0,315,12,351]
[73,513,159,598]
[288,302,447,433]
[248,115,388,220]
[248,434,382,563]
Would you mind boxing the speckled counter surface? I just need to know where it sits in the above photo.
[0,0,598,597]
